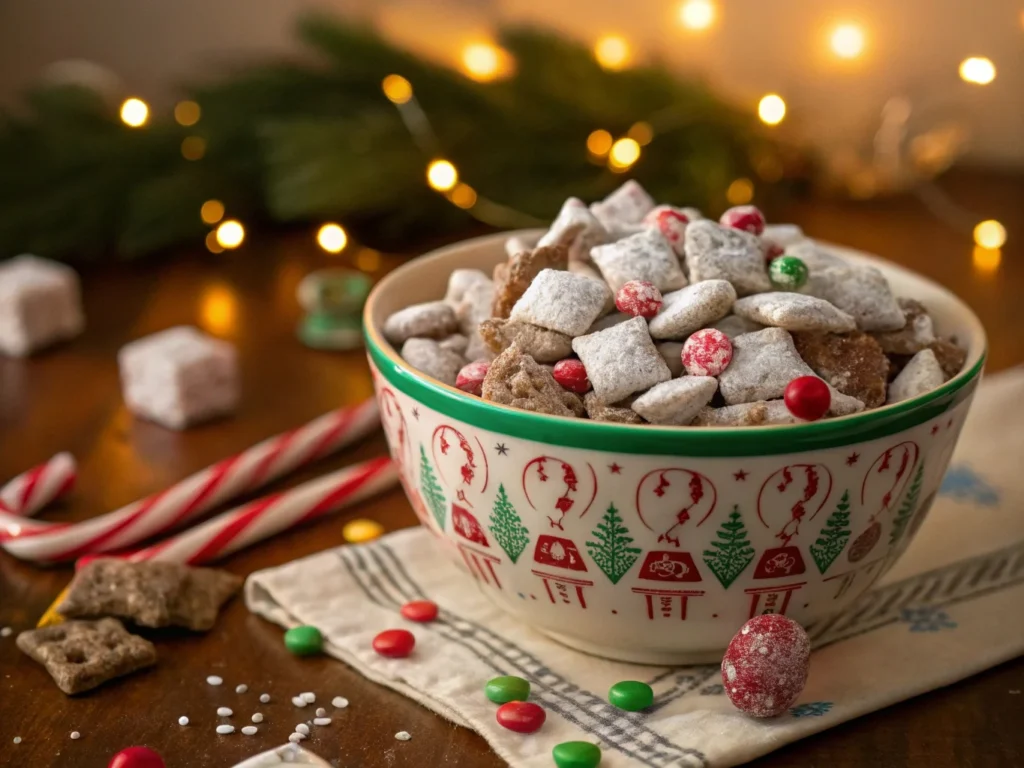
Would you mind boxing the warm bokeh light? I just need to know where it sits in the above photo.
[628,121,654,146]
[758,94,787,125]
[205,231,224,254]
[679,0,716,30]
[974,219,1007,249]
[317,223,348,254]
[450,183,478,209]
[594,35,631,71]
[355,248,381,273]
[174,100,201,126]
[754,152,784,182]
[830,24,865,59]
[200,283,237,336]
[427,159,458,191]
[180,136,206,161]
[120,98,149,127]
[382,74,413,104]
[200,199,225,225]
[609,138,641,171]
[587,129,613,157]
[973,246,1001,274]
[959,57,996,85]
[726,178,754,205]
[460,42,510,82]
[215,220,245,249]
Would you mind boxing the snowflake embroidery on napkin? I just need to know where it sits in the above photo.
[789,701,833,718]
[900,606,957,632]
[939,465,1000,506]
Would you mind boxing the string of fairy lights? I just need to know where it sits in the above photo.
[113,0,1010,267]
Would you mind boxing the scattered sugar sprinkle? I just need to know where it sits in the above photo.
[288,733,305,743]
[315,707,326,717]
[0,626,12,637]
[13,737,21,744]
[395,731,412,742]
[217,707,233,717]
[251,713,264,723]
[241,726,258,736]
[313,718,331,726]
[300,692,316,703]
[216,725,235,735]
[259,693,271,704]
[178,716,189,726]
[295,724,310,736]
[331,696,349,709]
[291,696,308,708]
[235,684,248,694]
[70,731,81,740]
[207,675,224,686]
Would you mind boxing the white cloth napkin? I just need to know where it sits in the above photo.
[245,369,1024,768]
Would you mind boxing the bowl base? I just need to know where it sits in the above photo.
[537,627,724,666]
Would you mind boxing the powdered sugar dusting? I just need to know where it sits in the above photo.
[721,614,810,718]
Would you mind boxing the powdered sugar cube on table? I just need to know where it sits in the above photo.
[384,180,968,427]
[0,255,85,357]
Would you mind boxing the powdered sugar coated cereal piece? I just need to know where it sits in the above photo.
[803,263,904,332]
[656,342,685,377]
[615,280,663,319]
[682,329,733,377]
[589,180,655,228]
[631,376,718,426]
[585,312,630,335]
[509,269,609,337]
[793,331,889,408]
[481,345,585,418]
[887,348,945,404]
[455,280,494,335]
[583,392,645,424]
[732,292,857,333]
[871,298,935,355]
[642,205,691,256]
[538,198,609,261]
[400,338,466,386]
[567,260,616,313]
[492,245,569,319]
[383,301,458,345]
[710,314,765,339]
[504,233,540,258]
[444,269,491,306]
[694,400,799,427]
[478,318,573,363]
[438,334,469,356]
[928,338,967,379]
[572,316,672,404]
[591,229,687,293]
[648,280,736,340]
[761,224,804,251]
[722,614,810,718]
[785,239,849,271]
[684,220,771,296]
[455,361,489,396]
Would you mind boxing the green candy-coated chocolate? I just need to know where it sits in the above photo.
[284,625,324,656]
[484,675,531,704]
[608,680,654,711]
[768,255,809,290]
[552,741,602,768]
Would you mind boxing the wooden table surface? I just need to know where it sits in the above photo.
[2,169,1023,767]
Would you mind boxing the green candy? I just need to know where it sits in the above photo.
[297,312,363,350]
[484,675,531,704]
[768,255,809,290]
[608,680,654,711]
[552,741,602,768]
[284,625,324,656]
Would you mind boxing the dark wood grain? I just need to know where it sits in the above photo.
[1,169,1023,768]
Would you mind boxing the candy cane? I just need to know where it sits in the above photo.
[0,399,380,562]
[1,453,77,518]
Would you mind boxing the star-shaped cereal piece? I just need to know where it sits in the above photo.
[648,280,736,340]
[732,292,857,333]
[631,376,719,425]
[684,220,771,296]
[572,316,672,404]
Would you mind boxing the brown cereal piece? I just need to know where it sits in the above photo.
[538,198,609,261]
[589,180,655,228]
[590,229,688,292]
[648,280,737,340]
[383,301,458,345]
[793,331,889,408]
[803,263,904,332]
[58,558,242,632]
[887,348,945,403]
[478,318,573,363]
[481,345,584,418]
[401,338,466,385]
[694,400,799,427]
[491,245,569,319]
[733,292,857,333]
[583,392,646,424]
[871,298,936,355]
[631,376,718,426]
[928,337,967,379]
[17,618,156,695]
[510,268,609,337]
[572,316,672,404]
[684,220,771,296]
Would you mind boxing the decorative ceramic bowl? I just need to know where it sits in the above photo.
[364,230,985,664]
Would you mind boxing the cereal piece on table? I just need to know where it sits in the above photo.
[400,338,465,385]
[648,280,737,340]
[682,328,733,377]
[631,376,718,425]
[732,292,857,333]
[615,280,664,319]
[761,224,805,251]
[657,342,685,377]
[58,558,241,631]
[719,205,766,236]
[793,331,889,408]
[928,337,967,379]
[710,314,765,339]
[591,230,687,293]
[803,263,905,332]
[0,255,84,357]
[438,334,469,356]
[443,269,491,306]
[383,301,458,345]
[16,618,156,695]
[684,220,771,296]
[583,392,645,424]
[722,614,810,718]
[694,400,799,427]
[567,260,616,313]
[871,298,936,354]
[572,317,672,404]
[887,348,946,403]
[538,198,609,261]
[456,361,490,395]
[482,345,585,418]
[118,326,238,430]
[589,180,655,228]
[509,269,609,337]
[478,318,573,363]
[642,205,692,256]
[504,233,540,258]
[491,245,569,319]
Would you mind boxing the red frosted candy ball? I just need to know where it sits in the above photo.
[722,614,810,718]
[784,376,831,421]
[720,205,766,236]
[615,280,663,319]
[372,628,416,658]
[108,747,166,768]
[455,361,490,396]
[552,359,591,394]
[682,329,733,377]
[400,599,439,623]
[643,206,690,248]
[496,701,547,733]
[763,242,785,262]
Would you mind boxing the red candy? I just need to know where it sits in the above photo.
[552,359,591,394]
[372,628,416,658]
[643,206,690,247]
[721,614,810,718]
[763,243,785,262]
[108,747,166,768]
[784,376,831,421]
[456,361,490,396]
[720,205,766,236]
[400,599,439,623]
[614,280,663,319]
[681,328,733,377]
[495,701,547,733]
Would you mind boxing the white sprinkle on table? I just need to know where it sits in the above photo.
[0,627,12,637]
[251,713,263,723]
[216,707,233,717]
[13,737,22,744]
[178,716,189,726]
[207,675,224,686]
[235,684,248,694]
[216,725,235,735]
[259,693,270,703]
[291,696,307,708]
[241,726,258,736]
[70,731,81,740]
[315,707,326,717]
[331,696,348,709]
[288,733,305,743]
[395,731,411,741]
[295,723,310,736]
[300,692,315,703]
[313,718,331,726]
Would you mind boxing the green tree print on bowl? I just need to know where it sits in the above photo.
[890,462,924,546]
[810,490,853,574]
[419,444,447,530]
[702,505,755,589]
[489,483,530,564]
[586,503,641,584]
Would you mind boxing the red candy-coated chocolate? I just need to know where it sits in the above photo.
[108,747,166,768]
[722,614,810,718]
[720,205,766,236]
[372,628,416,658]
[495,701,547,733]
[682,328,733,377]
[763,243,785,262]
[456,361,490,396]
[784,376,831,421]
[614,280,663,319]
[552,359,591,394]
[400,599,439,623]
[643,207,690,247]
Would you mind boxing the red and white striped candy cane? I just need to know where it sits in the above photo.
[1,452,77,518]
[0,399,380,562]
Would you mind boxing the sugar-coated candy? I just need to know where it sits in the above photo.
[372,628,416,658]
[784,376,831,421]
[682,328,733,377]
[552,741,602,768]
[485,675,531,704]
[107,747,166,768]
[615,280,663,319]
[928,337,967,379]
[552,359,591,394]
[455,361,490,396]
[722,614,810,718]
[642,205,690,255]
[495,701,546,733]
[400,600,439,623]
[444,269,491,306]
[284,625,323,656]
[608,680,654,711]
[720,205,766,235]
[0,255,84,357]
[768,255,809,290]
